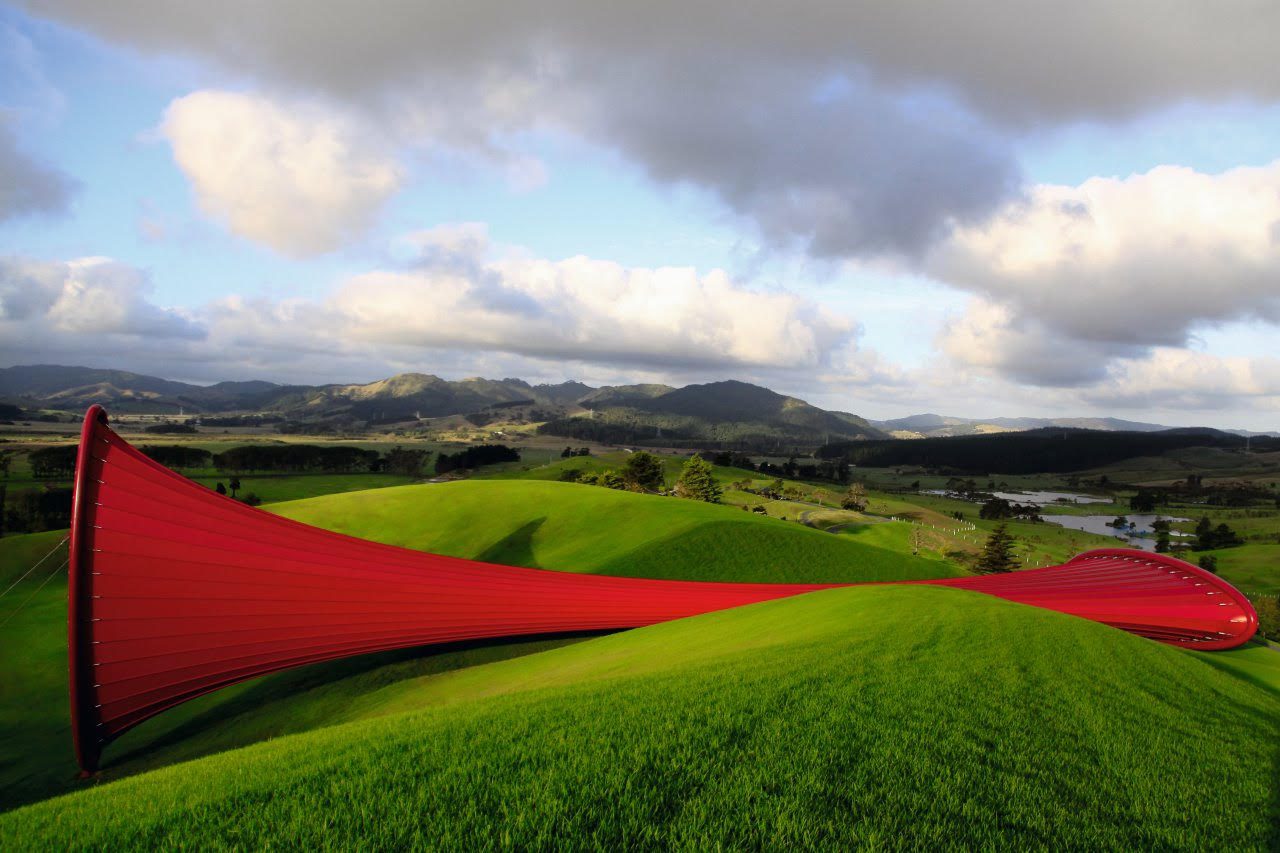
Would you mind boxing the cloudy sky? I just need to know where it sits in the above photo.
[2,2,1279,428]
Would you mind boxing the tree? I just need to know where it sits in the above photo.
[841,482,868,511]
[1193,516,1244,551]
[1129,490,1156,512]
[589,470,626,489]
[384,446,429,477]
[1151,519,1171,553]
[1195,515,1212,545]
[561,446,573,458]
[620,451,665,491]
[1197,554,1218,574]
[977,524,1017,573]
[674,455,722,503]
[813,488,830,507]
[228,476,241,499]
[980,498,1013,520]
[215,482,227,496]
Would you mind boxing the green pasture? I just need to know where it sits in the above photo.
[2,585,1277,849]
[271,480,952,585]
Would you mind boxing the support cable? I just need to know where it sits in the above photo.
[0,556,70,628]
[0,535,69,602]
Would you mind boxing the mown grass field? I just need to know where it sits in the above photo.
[2,450,1278,847]
[0,481,956,809]
[271,480,953,584]
[2,585,1277,849]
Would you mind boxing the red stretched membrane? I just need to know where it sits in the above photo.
[68,406,1258,772]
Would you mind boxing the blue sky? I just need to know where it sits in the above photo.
[2,3,1279,428]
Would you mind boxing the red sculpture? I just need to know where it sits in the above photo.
[68,406,1257,773]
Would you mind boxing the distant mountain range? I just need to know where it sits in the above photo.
[869,413,1276,439]
[0,365,884,447]
[1,365,1272,443]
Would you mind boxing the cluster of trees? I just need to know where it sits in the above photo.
[731,476,866,511]
[1,487,72,534]
[570,450,665,492]
[755,458,851,484]
[384,447,430,477]
[571,452,726,503]
[144,423,198,434]
[213,445,382,473]
[198,414,284,427]
[1128,489,1167,512]
[978,498,1041,522]
[1192,516,1244,551]
[140,445,213,469]
[435,444,520,474]
[24,440,447,482]
[28,446,77,479]
[2,448,70,527]
[560,447,591,458]
[819,429,1279,475]
[210,479,261,505]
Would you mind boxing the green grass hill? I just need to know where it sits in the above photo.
[2,481,1277,848]
[269,480,954,584]
[2,585,1277,848]
[0,482,954,809]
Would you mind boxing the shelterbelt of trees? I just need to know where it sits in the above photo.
[819,429,1280,474]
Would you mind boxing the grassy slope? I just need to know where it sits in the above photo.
[3,586,1278,849]
[186,473,416,504]
[0,483,953,809]
[271,480,955,584]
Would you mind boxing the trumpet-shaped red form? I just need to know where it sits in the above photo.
[69,406,1257,772]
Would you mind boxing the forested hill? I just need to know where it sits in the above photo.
[817,427,1280,474]
[536,380,885,449]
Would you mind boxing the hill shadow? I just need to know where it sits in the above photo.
[103,630,606,773]
[475,517,547,567]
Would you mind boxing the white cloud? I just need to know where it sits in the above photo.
[160,90,403,255]
[0,257,203,359]
[1,232,859,380]
[927,161,1280,384]
[1083,349,1280,412]
[293,224,857,370]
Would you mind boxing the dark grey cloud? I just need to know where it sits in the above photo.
[0,122,75,221]
[0,5,1018,256]
[23,2,1280,120]
[28,2,1277,258]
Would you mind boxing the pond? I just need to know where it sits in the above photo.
[924,489,1112,506]
[1040,514,1191,553]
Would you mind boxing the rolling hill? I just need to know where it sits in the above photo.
[0,481,953,809]
[538,380,885,449]
[268,480,947,584]
[1,583,1276,848]
[1,479,1277,847]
